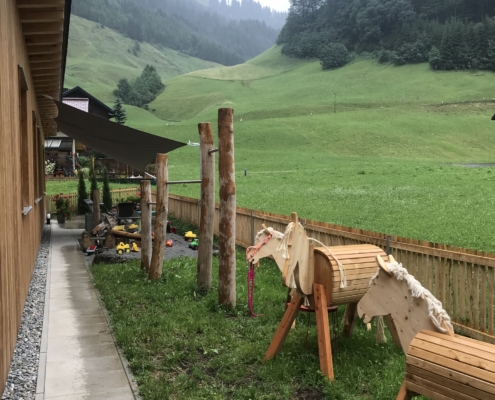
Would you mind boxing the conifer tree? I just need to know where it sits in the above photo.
[89,162,99,195]
[112,98,127,125]
[102,168,112,211]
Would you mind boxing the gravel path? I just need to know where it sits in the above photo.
[2,225,51,400]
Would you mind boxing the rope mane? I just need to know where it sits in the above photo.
[370,261,453,334]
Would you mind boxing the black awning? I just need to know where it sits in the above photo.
[52,99,186,170]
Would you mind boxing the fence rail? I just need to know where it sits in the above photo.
[166,194,495,344]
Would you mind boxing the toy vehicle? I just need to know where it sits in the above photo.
[131,242,140,252]
[184,231,197,241]
[189,238,199,250]
[166,239,174,247]
[116,242,130,254]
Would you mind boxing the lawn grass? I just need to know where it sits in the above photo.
[92,252,408,399]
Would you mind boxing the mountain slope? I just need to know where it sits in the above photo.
[64,15,220,102]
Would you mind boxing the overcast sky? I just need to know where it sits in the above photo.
[255,0,290,12]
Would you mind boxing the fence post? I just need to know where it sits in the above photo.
[92,189,100,229]
[251,209,254,245]
[140,180,152,272]
[218,108,236,307]
[197,122,215,290]
[149,154,168,280]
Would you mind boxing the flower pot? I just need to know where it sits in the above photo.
[57,213,66,224]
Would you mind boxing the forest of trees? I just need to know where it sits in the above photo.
[278,0,495,71]
[72,0,279,66]
[113,65,164,107]
[207,0,288,30]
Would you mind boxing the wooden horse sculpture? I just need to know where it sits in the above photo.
[246,212,390,380]
[358,255,495,400]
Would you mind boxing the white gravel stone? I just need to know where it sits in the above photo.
[2,225,50,400]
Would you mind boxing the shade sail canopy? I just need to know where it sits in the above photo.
[52,99,186,170]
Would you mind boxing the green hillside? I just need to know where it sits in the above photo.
[64,15,220,102]
[142,46,495,160]
[65,36,495,249]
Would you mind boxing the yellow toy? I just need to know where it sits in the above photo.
[116,242,130,254]
[114,225,125,231]
[184,231,197,241]
[131,242,140,252]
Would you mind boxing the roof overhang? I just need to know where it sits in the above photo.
[18,0,72,136]
[51,99,186,170]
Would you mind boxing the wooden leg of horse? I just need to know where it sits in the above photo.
[314,283,334,381]
[264,293,303,361]
[384,314,402,349]
[343,303,358,337]
[396,381,414,400]
[286,288,297,330]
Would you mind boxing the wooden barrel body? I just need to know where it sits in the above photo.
[313,244,388,306]
[406,330,495,400]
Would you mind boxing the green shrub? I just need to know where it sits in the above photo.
[319,43,350,70]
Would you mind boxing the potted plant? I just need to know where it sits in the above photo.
[53,193,73,223]
[45,159,56,178]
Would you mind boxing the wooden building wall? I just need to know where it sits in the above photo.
[0,0,47,392]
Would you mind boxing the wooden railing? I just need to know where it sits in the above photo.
[167,194,495,344]
[47,188,139,213]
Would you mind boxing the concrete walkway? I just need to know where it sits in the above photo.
[36,223,136,399]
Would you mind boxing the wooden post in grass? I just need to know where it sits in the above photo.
[149,154,168,280]
[140,179,152,272]
[197,123,215,290]
[92,189,100,228]
[218,108,236,307]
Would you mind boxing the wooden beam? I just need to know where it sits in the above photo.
[29,54,62,63]
[35,87,60,93]
[17,0,65,8]
[140,180,152,273]
[20,10,64,23]
[25,34,63,45]
[27,44,62,55]
[23,22,64,35]
[31,62,61,71]
[149,154,169,280]
[32,68,60,76]
[197,122,215,290]
[218,108,236,307]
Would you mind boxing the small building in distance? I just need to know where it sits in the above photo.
[45,86,113,177]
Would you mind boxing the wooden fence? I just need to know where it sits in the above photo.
[47,188,139,213]
[167,194,495,344]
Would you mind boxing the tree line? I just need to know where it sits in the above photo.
[208,0,288,30]
[72,0,279,66]
[278,0,495,71]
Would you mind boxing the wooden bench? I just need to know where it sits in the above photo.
[402,329,495,400]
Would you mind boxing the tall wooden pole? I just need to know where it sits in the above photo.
[218,108,236,307]
[149,154,168,280]
[140,180,152,272]
[197,123,215,290]
[92,189,100,229]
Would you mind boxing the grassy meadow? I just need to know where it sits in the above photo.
[64,35,495,251]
